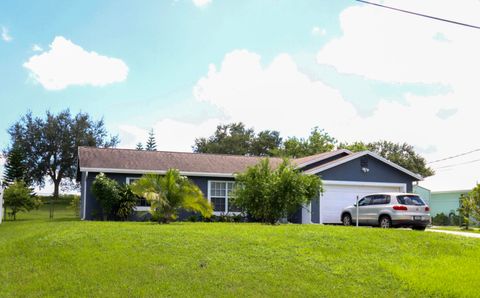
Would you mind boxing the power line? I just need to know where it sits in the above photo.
[433,158,480,170]
[354,0,480,30]
[428,148,480,164]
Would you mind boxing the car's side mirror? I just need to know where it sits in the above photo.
[354,203,357,207]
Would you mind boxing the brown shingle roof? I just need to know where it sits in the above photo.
[78,147,285,175]
[78,147,352,176]
[292,150,350,167]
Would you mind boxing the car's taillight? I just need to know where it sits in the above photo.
[425,206,430,212]
[393,205,408,211]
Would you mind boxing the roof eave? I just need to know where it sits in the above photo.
[78,167,235,178]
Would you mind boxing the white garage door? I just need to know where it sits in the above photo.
[320,182,405,224]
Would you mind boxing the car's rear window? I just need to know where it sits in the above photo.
[396,195,425,206]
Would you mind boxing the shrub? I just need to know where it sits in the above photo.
[3,180,38,220]
[91,173,136,221]
[233,158,322,224]
[130,170,213,223]
[117,184,138,221]
[432,213,450,226]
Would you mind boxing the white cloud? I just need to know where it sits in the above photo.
[1,26,12,42]
[317,0,480,86]
[32,44,43,52]
[311,26,326,37]
[23,36,128,90]
[194,50,358,138]
[192,0,211,7]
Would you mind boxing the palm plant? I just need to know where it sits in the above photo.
[130,170,213,223]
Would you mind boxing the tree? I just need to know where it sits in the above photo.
[3,181,38,220]
[135,143,144,150]
[130,170,213,223]
[250,130,282,156]
[458,194,475,229]
[193,123,254,155]
[6,110,119,218]
[274,127,336,158]
[3,144,31,186]
[145,129,157,151]
[233,159,322,224]
[338,140,434,177]
[468,184,480,224]
[337,141,369,152]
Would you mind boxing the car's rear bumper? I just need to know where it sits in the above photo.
[392,219,430,227]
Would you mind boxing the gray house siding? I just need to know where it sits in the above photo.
[82,172,235,220]
[319,155,414,191]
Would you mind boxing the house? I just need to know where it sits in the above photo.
[77,147,422,224]
[413,185,431,205]
[431,189,468,216]
[413,185,470,216]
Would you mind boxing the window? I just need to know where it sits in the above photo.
[358,196,372,206]
[126,177,150,207]
[396,195,425,206]
[209,181,239,213]
[371,195,391,205]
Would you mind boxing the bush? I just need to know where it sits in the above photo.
[130,170,213,224]
[431,212,463,226]
[91,173,136,221]
[117,184,138,221]
[233,158,322,224]
[432,213,449,226]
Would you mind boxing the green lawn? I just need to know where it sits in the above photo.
[1,208,480,297]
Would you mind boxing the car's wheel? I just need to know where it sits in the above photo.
[379,215,392,228]
[342,213,352,226]
[412,226,426,231]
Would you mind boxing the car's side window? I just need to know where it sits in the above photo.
[358,196,372,206]
[371,195,390,205]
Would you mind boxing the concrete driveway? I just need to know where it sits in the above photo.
[426,228,480,238]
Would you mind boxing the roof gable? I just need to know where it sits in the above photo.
[304,151,423,181]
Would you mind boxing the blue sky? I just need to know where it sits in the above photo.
[1,0,480,191]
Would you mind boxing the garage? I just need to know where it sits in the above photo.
[302,151,422,224]
[319,181,406,224]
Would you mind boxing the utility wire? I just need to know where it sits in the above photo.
[433,158,480,170]
[355,0,480,30]
[428,148,480,164]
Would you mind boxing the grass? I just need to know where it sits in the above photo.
[1,208,480,297]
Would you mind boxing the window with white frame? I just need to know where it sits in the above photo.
[209,181,239,213]
[126,177,150,207]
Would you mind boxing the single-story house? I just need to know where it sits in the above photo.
[412,185,431,205]
[413,186,468,216]
[77,146,422,224]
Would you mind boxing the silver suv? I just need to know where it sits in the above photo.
[340,193,431,230]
